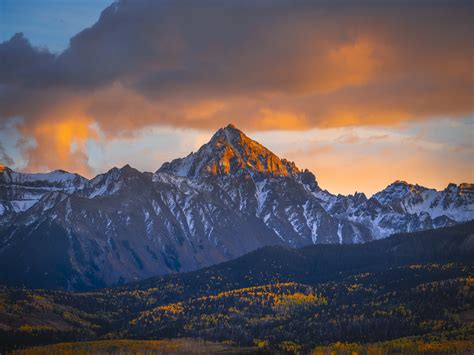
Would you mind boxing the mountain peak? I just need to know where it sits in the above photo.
[225,123,238,130]
[459,183,474,192]
[386,180,426,191]
[120,163,137,172]
[158,124,300,178]
[209,124,244,144]
[443,182,474,194]
[372,180,429,205]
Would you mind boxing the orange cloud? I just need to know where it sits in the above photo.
[289,36,383,95]
[255,108,309,131]
[22,113,98,176]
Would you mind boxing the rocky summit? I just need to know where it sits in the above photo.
[0,125,473,290]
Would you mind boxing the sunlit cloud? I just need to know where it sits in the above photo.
[24,117,97,176]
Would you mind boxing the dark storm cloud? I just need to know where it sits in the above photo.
[0,33,55,87]
[5,0,473,94]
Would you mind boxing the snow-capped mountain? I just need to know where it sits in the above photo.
[0,166,87,218]
[373,180,474,222]
[0,125,472,290]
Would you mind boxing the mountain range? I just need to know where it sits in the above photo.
[0,124,473,290]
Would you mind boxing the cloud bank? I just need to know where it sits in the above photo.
[0,0,472,175]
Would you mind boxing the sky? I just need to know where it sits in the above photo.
[0,0,472,196]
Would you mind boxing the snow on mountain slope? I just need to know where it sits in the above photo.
[0,167,87,217]
[0,125,472,290]
[0,167,85,186]
[81,164,152,199]
[373,181,474,223]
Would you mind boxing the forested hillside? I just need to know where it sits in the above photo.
[1,222,473,352]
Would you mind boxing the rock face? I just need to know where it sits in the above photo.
[159,124,299,178]
[0,125,472,290]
